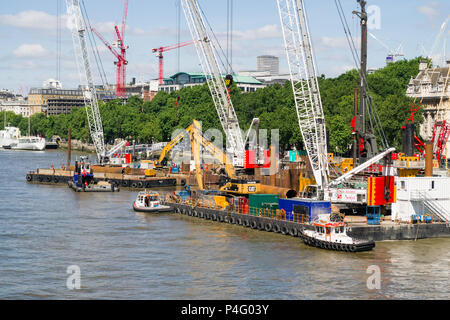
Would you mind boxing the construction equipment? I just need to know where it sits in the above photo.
[65,0,106,161]
[181,0,245,167]
[66,0,129,163]
[91,0,129,98]
[368,32,404,64]
[152,40,196,85]
[432,120,450,160]
[277,0,395,207]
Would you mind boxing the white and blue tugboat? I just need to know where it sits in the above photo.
[300,215,375,252]
[133,190,172,213]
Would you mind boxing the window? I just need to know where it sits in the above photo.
[431,181,435,189]
[401,181,406,190]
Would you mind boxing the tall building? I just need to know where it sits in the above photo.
[257,55,279,76]
[406,60,450,158]
[28,88,85,116]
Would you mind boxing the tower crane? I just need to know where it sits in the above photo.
[152,40,196,85]
[92,0,129,98]
[181,0,245,167]
[368,32,404,64]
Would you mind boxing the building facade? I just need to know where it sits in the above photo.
[28,88,85,116]
[0,99,31,117]
[257,55,279,76]
[406,60,450,158]
[158,72,266,93]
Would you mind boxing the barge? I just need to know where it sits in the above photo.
[164,199,450,243]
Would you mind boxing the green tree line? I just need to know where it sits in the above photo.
[1,57,424,154]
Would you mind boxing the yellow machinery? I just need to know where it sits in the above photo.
[140,160,156,177]
[219,179,261,195]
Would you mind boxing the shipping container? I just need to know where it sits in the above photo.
[278,198,331,222]
[248,194,279,215]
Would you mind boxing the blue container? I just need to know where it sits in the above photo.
[366,206,381,225]
[177,190,190,201]
[278,198,331,222]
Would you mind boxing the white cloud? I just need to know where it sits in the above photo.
[13,44,49,58]
[228,24,282,41]
[0,10,70,33]
[418,2,440,19]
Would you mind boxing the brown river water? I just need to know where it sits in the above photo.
[0,149,448,299]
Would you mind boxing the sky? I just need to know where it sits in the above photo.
[0,0,449,94]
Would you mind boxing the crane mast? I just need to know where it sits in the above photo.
[66,0,105,161]
[181,0,245,166]
[276,0,329,188]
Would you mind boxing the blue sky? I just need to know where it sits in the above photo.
[0,0,449,93]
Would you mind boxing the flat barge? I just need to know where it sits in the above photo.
[26,168,183,189]
[165,201,450,243]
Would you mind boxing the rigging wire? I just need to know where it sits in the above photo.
[198,1,234,75]
[335,0,389,149]
[56,0,61,81]
[80,0,109,89]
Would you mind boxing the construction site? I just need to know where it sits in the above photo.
[19,0,450,250]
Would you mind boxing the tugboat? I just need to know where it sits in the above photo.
[68,157,117,192]
[299,214,375,252]
[132,190,172,213]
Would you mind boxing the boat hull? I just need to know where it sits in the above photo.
[132,202,172,213]
[299,231,375,252]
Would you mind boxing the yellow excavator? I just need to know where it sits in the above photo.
[157,120,260,195]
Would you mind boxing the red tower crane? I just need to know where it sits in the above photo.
[152,40,196,85]
[92,0,129,98]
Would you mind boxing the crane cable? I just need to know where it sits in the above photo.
[80,0,109,89]
[335,0,389,149]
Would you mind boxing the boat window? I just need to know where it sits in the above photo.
[340,226,345,233]
[431,181,434,189]
[326,227,331,234]
[335,227,340,234]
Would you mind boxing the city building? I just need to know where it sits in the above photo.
[257,55,279,76]
[28,87,85,116]
[406,60,450,157]
[158,72,266,93]
[0,99,31,117]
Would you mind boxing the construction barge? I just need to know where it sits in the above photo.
[26,167,183,189]
[164,198,450,243]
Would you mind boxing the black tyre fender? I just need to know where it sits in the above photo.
[212,214,217,221]
[350,245,357,252]
[136,181,143,188]
[289,228,297,237]
[53,176,59,183]
[229,216,236,224]
[182,208,187,215]
[121,180,129,187]
[257,222,264,230]
[243,219,250,227]
[131,182,138,189]
[172,180,177,186]
[199,211,204,219]
[250,220,257,229]
[176,207,181,214]
[273,224,280,233]
[264,223,272,232]
[26,174,32,182]
[205,212,210,220]
[281,226,288,235]
[193,210,198,217]
[46,176,52,182]
[38,175,43,182]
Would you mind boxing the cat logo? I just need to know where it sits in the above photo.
[225,74,233,88]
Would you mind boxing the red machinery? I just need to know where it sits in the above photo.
[402,99,426,155]
[92,0,129,98]
[152,40,196,85]
[432,120,450,160]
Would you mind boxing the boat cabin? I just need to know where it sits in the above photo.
[136,191,160,208]
[310,219,352,244]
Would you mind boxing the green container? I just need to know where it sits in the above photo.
[248,194,279,215]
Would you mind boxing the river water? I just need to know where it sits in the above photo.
[0,149,448,299]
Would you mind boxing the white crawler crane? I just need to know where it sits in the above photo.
[181,0,245,167]
[66,0,106,162]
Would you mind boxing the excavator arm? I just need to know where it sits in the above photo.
[156,124,194,166]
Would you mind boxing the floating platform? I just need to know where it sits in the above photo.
[26,169,183,189]
[68,180,118,192]
[165,202,450,243]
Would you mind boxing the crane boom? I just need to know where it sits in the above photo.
[181,0,245,166]
[276,0,329,188]
[65,0,105,161]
